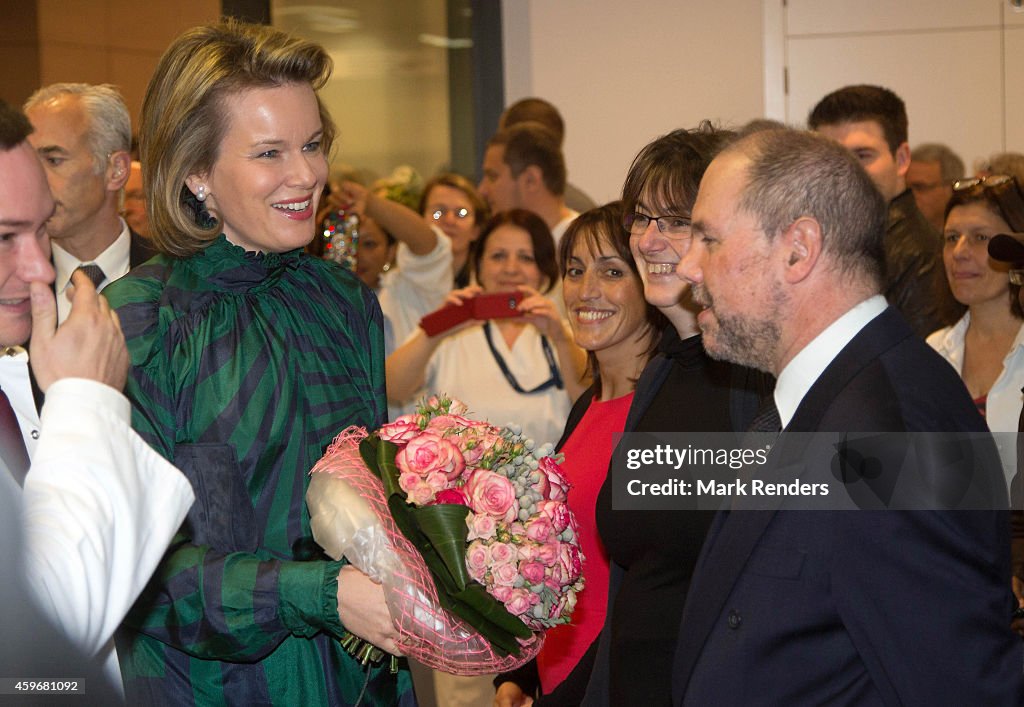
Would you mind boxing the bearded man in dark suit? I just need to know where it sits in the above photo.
[671,127,1023,705]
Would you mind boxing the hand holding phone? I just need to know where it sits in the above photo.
[419,291,524,336]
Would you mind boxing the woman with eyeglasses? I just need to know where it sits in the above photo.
[420,172,488,288]
[927,174,1024,491]
[387,208,587,445]
[494,126,768,707]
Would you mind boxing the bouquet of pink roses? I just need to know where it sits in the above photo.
[306,396,584,675]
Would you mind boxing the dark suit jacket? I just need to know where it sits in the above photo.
[128,228,156,270]
[672,307,1024,706]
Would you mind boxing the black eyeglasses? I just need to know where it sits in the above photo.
[622,212,692,237]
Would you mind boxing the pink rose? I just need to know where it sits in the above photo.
[427,414,476,435]
[408,481,436,506]
[537,457,570,501]
[490,585,513,602]
[492,562,519,587]
[517,544,537,562]
[396,431,466,481]
[466,541,490,581]
[508,522,526,538]
[519,560,546,585]
[448,399,469,415]
[559,544,583,584]
[539,500,571,533]
[425,471,449,493]
[489,541,515,565]
[466,513,497,541]
[525,516,554,543]
[398,471,421,495]
[464,469,517,521]
[504,588,535,617]
[434,487,469,506]
[378,415,421,445]
[536,541,560,566]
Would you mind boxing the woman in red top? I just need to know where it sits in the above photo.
[495,202,667,704]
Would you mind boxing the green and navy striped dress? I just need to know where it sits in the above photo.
[104,235,415,706]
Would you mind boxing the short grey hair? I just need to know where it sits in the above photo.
[726,128,886,287]
[910,143,965,182]
[24,83,131,173]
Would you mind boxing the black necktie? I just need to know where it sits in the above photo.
[0,387,30,485]
[748,396,782,433]
[75,263,106,289]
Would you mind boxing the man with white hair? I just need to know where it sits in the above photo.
[25,83,154,323]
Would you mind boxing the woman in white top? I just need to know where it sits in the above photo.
[387,208,587,445]
[927,174,1024,489]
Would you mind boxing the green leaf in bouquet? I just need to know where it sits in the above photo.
[358,436,383,481]
[450,583,534,653]
[408,504,472,591]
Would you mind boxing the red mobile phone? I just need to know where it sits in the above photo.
[472,291,524,319]
[419,299,473,336]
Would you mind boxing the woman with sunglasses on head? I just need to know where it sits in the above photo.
[387,208,587,447]
[927,174,1024,492]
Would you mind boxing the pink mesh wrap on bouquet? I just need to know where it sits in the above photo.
[307,427,542,675]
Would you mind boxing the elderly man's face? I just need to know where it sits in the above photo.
[0,143,57,347]
[678,152,785,373]
[26,94,112,244]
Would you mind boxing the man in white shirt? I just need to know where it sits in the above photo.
[0,100,193,689]
[24,83,154,323]
[670,128,1022,705]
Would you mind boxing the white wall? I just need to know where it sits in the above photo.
[502,0,1024,202]
[502,0,767,204]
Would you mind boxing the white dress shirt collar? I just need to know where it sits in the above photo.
[774,295,888,428]
[52,219,131,322]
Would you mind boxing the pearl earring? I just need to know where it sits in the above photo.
[196,185,207,202]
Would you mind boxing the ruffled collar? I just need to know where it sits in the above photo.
[186,234,304,291]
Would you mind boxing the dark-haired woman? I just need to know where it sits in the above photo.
[386,209,586,445]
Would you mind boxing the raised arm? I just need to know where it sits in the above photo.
[386,285,482,403]
[338,180,438,256]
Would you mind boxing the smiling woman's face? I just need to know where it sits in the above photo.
[943,202,1011,309]
[192,82,328,253]
[563,229,649,357]
[476,224,543,293]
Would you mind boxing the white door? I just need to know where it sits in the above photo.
[765,0,1023,170]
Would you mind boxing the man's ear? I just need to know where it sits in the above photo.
[107,151,131,191]
[781,216,822,284]
[518,164,543,194]
[894,141,911,179]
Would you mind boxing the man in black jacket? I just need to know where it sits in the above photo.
[809,84,956,337]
